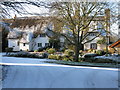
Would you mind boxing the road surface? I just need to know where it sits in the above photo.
[1,56,119,88]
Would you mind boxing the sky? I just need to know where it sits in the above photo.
[1,1,50,18]
[1,0,119,18]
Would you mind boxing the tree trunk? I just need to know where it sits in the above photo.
[75,48,79,62]
[74,44,80,62]
[74,43,83,62]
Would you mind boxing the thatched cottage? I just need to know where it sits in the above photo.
[4,9,119,51]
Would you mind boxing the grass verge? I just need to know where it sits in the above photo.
[44,60,119,68]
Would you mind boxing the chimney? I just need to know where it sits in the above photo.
[105,9,110,44]
[14,14,17,20]
[105,9,110,21]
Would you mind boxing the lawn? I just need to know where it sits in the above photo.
[44,59,119,68]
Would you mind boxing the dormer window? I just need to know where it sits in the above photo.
[89,32,97,36]
[40,33,46,37]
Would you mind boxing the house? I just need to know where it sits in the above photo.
[83,9,119,50]
[7,30,49,51]
[7,21,117,51]
[5,9,118,51]
[6,23,108,51]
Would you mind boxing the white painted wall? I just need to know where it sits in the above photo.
[97,44,106,50]
[19,43,29,51]
[33,35,49,50]
[18,32,34,51]
[8,39,20,51]
[84,43,91,50]
[8,35,49,51]
[84,36,100,50]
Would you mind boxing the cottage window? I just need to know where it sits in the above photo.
[38,43,42,47]
[40,33,46,37]
[89,32,97,36]
[90,43,97,49]
[45,43,49,46]
[23,43,26,46]
[17,42,19,46]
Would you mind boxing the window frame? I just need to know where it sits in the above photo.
[23,43,26,46]
[17,42,19,46]
[90,43,97,49]
[38,43,42,47]
[39,33,46,37]
[45,43,49,47]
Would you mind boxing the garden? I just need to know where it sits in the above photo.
[4,47,120,68]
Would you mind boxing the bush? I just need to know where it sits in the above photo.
[92,50,96,53]
[96,50,105,56]
[60,48,66,52]
[83,58,95,62]
[5,47,13,52]
[64,49,74,56]
[63,57,70,61]
[9,52,31,58]
[62,54,74,61]
[42,52,48,58]
[83,53,98,58]
[95,58,116,63]
[48,55,57,60]
[7,51,45,58]
[38,47,44,52]
[47,48,56,54]
[56,55,63,60]
[34,50,38,52]
[5,47,13,55]
[103,48,112,54]
[48,54,74,61]
[46,48,50,51]
[79,50,84,56]
[108,48,115,54]
[87,49,93,53]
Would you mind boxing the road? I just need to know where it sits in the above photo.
[1,56,119,88]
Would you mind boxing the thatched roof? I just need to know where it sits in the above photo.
[19,33,29,43]
[2,16,53,29]
[8,30,34,44]
[7,30,22,39]
[0,22,12,32]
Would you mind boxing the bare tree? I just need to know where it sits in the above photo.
[1,0,118,60]
[47,2,111,61]
[0,0,51,18]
